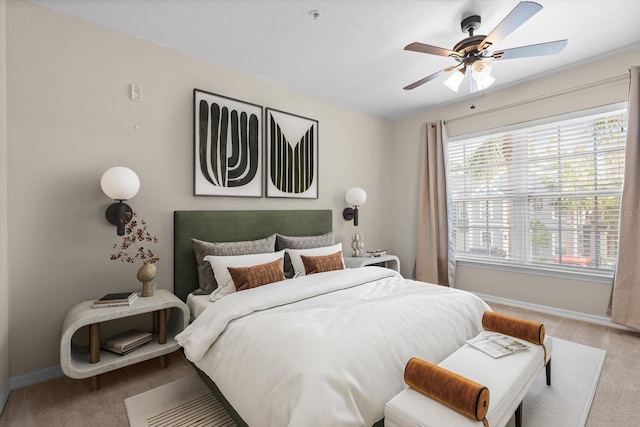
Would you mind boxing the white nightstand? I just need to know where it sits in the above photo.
[60,289,189,392]
[344,254,401,273]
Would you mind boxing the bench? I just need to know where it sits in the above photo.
[385,314,552,427]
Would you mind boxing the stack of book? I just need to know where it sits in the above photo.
[92,291,138,309]
[101,329,152,355]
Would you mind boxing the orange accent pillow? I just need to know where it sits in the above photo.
[227,258,285,292]
[404,357,490,421]
[482,311,545,345]
[301,251,344,275]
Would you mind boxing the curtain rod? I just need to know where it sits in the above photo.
[444,73,630,126]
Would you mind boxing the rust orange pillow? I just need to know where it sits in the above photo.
[301,251,344,275]
[227,258,285,292]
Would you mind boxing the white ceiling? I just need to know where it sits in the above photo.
[33,0,640,120]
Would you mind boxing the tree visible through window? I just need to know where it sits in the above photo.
[448,107,627,274]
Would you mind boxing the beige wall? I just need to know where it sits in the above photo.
[6,2,392,376]
[5,0,638,381]
[1,0,10,404]
[389,47,640,317]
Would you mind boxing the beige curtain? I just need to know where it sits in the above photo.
[415,121,455,287]
[611,66,640,329]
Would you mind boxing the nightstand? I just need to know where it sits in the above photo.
[60,289,189,392]
[344,254,401,272]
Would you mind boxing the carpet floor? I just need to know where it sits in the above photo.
[126,337,605,427]
[0,303,637,426]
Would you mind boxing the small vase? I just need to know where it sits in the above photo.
[137,262,156,297]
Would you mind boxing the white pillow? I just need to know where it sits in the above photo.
[285,243,343,276]
[205,251,285,301]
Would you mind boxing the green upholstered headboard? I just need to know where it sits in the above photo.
[173,210,333,302]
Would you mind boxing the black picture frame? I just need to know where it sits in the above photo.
[193,89,263,197]
[265,108,319,199]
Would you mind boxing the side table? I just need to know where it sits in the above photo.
[60,289,189,392]
[344,254,401,273]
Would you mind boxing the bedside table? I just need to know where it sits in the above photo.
[344,254,401,272]
[60,289,189,392]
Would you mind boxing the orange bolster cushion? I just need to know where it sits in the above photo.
[482,311,545,345]
[404,357,490,421]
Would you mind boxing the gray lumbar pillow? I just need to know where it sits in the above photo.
[276,231,335,278]
[192,234,276,294]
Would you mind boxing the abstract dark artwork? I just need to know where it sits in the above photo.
[194,89,262,197]
[266,108,319,199]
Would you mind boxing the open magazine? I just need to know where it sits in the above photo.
[466,331,530,358]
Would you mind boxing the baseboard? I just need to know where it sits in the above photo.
[475,292,639,332]
[0,380,9,416]
[9,365,63,391]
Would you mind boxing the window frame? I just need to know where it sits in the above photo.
[447,103,628,280]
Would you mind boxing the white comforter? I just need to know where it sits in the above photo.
[176,267,490,427]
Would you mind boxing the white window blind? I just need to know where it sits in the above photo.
[447,107,627,276]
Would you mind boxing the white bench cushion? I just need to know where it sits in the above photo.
[385,336,553,427]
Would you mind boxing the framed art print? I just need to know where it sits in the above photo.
[266,108,319,199]
[194,89,263,197]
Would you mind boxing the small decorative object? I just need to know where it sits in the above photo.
[266,108,319,199]
[367,249,387,257]
[137,262,156,297]
[351,233,365,257]
[110,212,159,297]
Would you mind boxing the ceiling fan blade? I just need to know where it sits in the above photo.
[479,1,543,52]
[404,42,458,58]
[404,65,459,90]
[492,39,567,60]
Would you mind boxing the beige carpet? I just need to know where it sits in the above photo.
[126,338,604,427]
[125,374,236,427]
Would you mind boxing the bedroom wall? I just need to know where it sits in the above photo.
[0,0,10,411]
[389,46,640,318]
[5,1,393,378]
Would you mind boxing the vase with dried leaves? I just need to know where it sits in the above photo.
[110,212,159,297]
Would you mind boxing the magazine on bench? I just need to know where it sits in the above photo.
[466,331,530,359]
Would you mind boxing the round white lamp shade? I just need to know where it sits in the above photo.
[345,187,367,206]
[100,166,140,200]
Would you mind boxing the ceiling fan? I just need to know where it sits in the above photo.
[403,1,567,92]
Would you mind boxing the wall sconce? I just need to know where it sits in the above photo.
[343,187,367,226]
[100,166,140,236]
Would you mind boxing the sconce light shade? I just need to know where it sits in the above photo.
[100,166,140,200]
[345,187,367,206]
[101,167,140,236]
[343,187,367,226]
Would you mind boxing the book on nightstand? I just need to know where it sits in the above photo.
[92,292,138,308]
[101,329,152,355]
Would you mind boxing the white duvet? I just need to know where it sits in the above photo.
[176,267,490,427]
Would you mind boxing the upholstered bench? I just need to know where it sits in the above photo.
[385,313,553,427]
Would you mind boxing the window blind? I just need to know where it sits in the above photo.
[447,107,627,275]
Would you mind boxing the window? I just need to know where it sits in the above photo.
[448,107,627,276]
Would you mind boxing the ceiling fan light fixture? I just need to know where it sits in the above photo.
[476,74,495,90]
[444,69,465,92]
[403,2,566,95]
[471,59,492,81]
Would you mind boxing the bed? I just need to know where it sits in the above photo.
[173,210,490,427]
